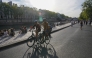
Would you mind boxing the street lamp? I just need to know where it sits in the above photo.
[39,9,43,22]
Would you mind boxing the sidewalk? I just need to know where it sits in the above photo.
[0,23,71,48]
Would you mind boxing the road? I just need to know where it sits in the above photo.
[0,24,92,58]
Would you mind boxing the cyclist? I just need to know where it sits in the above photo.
[42,19,49,39]
[32,20,41,38]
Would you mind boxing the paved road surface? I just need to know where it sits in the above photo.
[0,24,92,58]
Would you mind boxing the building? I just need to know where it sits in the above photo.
[20,5,24,7]
[13,3,17,7]
[8,1,12,6]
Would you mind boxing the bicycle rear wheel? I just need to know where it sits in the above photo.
[27,36,35,47]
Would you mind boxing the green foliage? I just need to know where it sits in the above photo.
[79,0,92,20]
[40,9,69,19]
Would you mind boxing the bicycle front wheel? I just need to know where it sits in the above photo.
[27,36,35,47]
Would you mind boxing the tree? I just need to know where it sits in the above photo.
[0,2,12,22]
[80,0,92,20]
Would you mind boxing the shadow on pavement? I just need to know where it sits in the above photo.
[83,30,92,32]
[0,36,7,41]
[14,34,26,40]
[23,44,58,58]
[72,26,80,28]
[0,36,13,44]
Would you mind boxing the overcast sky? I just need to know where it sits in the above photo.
[2,0,85,17]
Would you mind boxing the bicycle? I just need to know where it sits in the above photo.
[27,29,51,47]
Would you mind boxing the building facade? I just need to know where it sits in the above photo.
[8,1,12,6]
[13,3,17,7]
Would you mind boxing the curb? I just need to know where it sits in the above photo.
[51,25,71,33]
[0,24,71,51]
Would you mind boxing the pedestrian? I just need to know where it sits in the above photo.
[83,20,86,25]
[24,26,27,33]
[10,28,15,36]
[80,20,83,30]
[1,29,4,36]
[3,29,9,37]
[78,20,80,24]
[8,28,11,36]
[6,29,9,35]
[71,20,74,27]
[19,26,24,34]
[86,20,88,25]
[0,30,2,36]
[89,20,91,26]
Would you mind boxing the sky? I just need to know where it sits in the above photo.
[2,0,85,17]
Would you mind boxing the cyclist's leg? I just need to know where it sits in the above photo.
[35,30,38,38]
[44,30,47,38]
[49,30,52,38]
[34,30,38,42]
[45,30,49,39]
[43,31,45,39]
[43,30,48,40]
[47,30,49,37]
[37,31,38,38]
[43,30,48,42]
[48,29,51,37]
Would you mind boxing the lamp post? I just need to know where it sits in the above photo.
[39,9,43,22]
